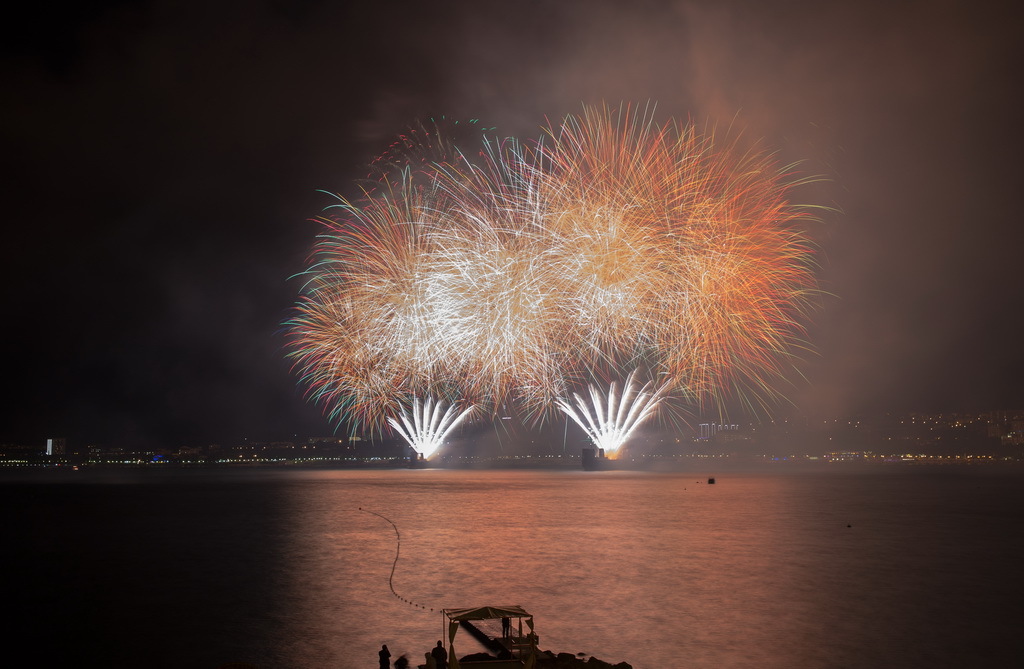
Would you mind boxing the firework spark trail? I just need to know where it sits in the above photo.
[286,104,819,441]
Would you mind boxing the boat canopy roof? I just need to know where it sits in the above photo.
[443,605,531,621]
[442,606,538,669]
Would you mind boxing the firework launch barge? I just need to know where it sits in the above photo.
[581,448,606,471]
[417,606,631,669]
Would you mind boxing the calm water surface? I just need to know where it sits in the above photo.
[3,467,1022,668]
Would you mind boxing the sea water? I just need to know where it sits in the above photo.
[3,466,1022,668]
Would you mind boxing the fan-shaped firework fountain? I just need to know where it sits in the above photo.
[386,397,476,460]
[555,370,672,458]
[287,105,818,456]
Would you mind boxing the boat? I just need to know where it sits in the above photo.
[420,605,538,668]
[581,448,605,471]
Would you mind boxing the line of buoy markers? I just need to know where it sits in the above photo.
[359,507,437,612]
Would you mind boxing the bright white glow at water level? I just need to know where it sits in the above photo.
[555,369,669,458]
[387,397,475,458]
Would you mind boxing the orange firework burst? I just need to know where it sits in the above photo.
[286,105,819,435]
[535,105,818,412]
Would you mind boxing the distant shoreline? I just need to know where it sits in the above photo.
[2,455,1020,475]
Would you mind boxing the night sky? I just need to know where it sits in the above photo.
[4,0,1023,449]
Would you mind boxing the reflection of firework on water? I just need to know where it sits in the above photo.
[287,104,818,436]
[555,369,671,459]
[387,397,476,459]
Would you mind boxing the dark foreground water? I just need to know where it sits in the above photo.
[2,466,1022,668]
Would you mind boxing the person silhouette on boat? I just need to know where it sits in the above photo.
[431,640,448,668]
[379,644,391,669]
[394,654,409,669]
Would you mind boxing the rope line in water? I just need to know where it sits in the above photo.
[359,507,437,612]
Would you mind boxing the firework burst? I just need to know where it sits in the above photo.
[286,104,819,443]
